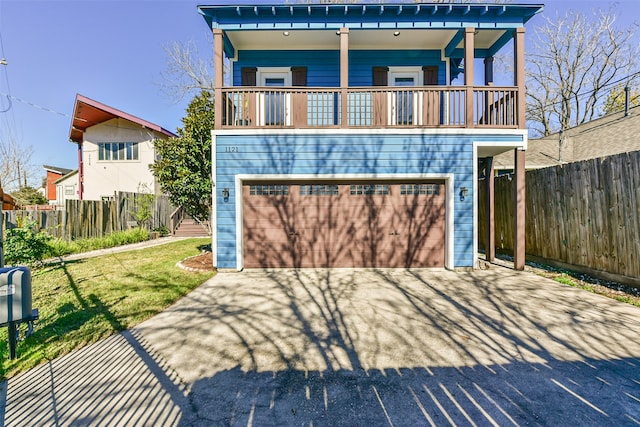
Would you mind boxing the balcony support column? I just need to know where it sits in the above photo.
[484,56,494,86]
[513,27,526,129]
[464,27,475,128]
[514,148,526,270]
[485,157,495,262]
[340,27,349,128]
[214,28,224,130]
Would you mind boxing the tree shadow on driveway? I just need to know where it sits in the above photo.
[3,267,640,426]
[140,267,640,426]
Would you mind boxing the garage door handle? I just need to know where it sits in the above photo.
[288,232,299,236]
[389,231,400,236]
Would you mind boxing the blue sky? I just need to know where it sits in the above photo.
[0,0,638,185]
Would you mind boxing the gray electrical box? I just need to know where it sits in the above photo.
[0,267,32,325]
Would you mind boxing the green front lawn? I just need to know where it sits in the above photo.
[0,238,215,380]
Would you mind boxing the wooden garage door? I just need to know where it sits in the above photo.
[243,181,445,268]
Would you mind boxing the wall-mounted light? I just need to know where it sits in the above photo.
[459,187,469,201]
[393,31,401,37]
[222,188,230,202]
[283,31,290,36]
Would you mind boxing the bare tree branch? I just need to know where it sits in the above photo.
[526,9,639,136]
[159,34,216,103]
[0,135,37,193]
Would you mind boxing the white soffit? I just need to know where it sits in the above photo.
[454,30,506,50]
[224,29,506,51]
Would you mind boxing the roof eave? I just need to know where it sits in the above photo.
[69,94,177,144]
[197,3,545,29]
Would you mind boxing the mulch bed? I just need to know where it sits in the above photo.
[178,252,215,272]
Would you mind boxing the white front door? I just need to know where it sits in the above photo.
[388,69,423,125]
[257,69,291,126]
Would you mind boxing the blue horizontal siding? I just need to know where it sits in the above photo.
[215,132,522,269]
[233,49,445,86]
[235,50,339,86]
[350,50,445,85]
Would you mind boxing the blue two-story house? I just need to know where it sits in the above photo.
[199,2,543,270]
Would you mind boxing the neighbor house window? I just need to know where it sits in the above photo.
[64,185,75,196]
[98,142,139,161]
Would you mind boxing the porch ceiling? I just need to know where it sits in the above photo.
[224,28,506,53]
[477,145,525,158]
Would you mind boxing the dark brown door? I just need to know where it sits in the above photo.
[243,182,445,268]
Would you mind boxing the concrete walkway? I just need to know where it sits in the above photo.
[2,266,640,426]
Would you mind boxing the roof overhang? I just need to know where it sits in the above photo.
[43,165,73,175]
[198,2,544,58]
[53,170,79,185]
[69,94,177,143]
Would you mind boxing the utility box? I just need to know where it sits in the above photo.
[0,267,32,325]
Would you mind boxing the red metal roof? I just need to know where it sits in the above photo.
[69,94,177,143]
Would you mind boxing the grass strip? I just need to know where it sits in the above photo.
[46,228,152,257]
[0,238,214,380]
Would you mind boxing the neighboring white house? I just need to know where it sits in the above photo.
[54,169,79,206]
[68,94,177,201]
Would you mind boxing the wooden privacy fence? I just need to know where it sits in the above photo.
[0,187,17,211]
[2,192,175,240]
[479,150,640,281]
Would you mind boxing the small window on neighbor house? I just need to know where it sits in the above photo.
[64,185,74,196]
[98,142,139,161]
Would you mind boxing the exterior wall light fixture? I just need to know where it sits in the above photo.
[222,188,230,202]
[459,187,469,201]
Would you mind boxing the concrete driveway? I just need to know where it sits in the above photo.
[2,267,640,426]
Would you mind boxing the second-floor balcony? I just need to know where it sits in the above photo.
[201,2,538,132]
[221,85,519,129]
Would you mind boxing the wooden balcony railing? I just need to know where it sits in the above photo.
[220,86,519,129]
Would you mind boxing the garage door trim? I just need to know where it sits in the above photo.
[234,173,455,271]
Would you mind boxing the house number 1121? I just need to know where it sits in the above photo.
[225,146,239,153]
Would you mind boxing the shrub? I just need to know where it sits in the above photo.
[152,225,170,237]
[129,184,155,229]
[3,218,51,266]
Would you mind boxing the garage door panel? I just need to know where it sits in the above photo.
[243,181,445,268]
[244,230,297,267]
